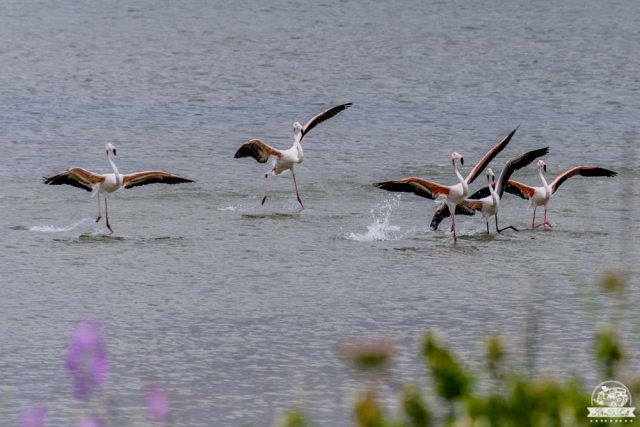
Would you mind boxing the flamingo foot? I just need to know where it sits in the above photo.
[532,222,552,229]
[106,222,114,234]
[95,215,102,223]
[261,195,267,205]
[297,197,305,210]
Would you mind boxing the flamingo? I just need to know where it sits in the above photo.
[374,126,519,244]
[503,162,617,228]
[432,147,550,234]
[43,143,194,233]
[426,127,520,230]
[234,102,352,209]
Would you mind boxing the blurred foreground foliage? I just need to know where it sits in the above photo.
[280,330,628,427]
[280,271,635,427]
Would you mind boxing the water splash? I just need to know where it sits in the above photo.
[346,197,402,242]
[30,219,92,233]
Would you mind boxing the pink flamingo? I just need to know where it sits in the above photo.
[505,162,617,228]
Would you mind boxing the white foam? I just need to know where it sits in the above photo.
[346,197,403,242]
[30,219,92,233]
[218,206,239,211]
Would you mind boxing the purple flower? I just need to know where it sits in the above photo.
[65,321,109,401]
[21,406,46,427]
[76,417,103,427]
[146,383,169,421]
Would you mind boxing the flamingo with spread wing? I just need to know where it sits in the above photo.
[504,162,617,228]
[43,144,194,233]
[234,103,352,208]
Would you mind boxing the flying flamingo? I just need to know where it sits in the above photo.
[43,143,194,233]
[234,103,352,209]
[503,162,617,228]
[431,147,550,234]
[374,126,519,244]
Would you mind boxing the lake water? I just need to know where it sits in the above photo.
[1,0,639,425]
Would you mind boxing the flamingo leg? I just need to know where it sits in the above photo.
[542,206,553,228]
[96,194,102,223]
[261,173,269,205]
[104,196,113,234]
[486,221,490,234]
[292,171,304,209]
[531,207,536,228]
[496,214,519,233]
[451,213,457,244]
[532,206,544,229]
[532,205,552,229]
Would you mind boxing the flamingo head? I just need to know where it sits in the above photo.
[293,122,303,135]
[105,143,116,156]
[486,167,495,182]
[537,159,546,172]
[451,152,464,166]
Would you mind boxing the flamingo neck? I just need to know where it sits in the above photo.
[108,152,121,186]
[488,178,498,207]
[538,167,550,196]
[453,159,468,196]
[293,135,304,161]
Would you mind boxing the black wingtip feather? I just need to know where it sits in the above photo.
[582,167,617,178]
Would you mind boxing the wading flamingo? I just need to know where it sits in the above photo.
[43,143,194,233]
[375,126,519,244]
[503,162,617,228]
[432,147,549,233]
[234,103,352,209]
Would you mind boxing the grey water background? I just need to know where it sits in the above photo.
[1,0,639,425]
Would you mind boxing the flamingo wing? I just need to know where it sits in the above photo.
[234,139,282,163]
[374,177,450,200]
[503,180,535,200]
[495,147,549,197]
[467,182,499,200]
[122,171,194,189]
[467,181,532,200]
[300,103,353,141]
[550,166,617,194]
[461,199,484,212]
[429,201,477,230]
[465,126,519,184]
[43,167,104,192]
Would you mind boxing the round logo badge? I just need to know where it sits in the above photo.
[592,381,631,408]
[588,381,636,419]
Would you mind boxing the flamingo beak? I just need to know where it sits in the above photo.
[543,164,546,172]
[492,175,495,183]
[460,157,464,166]
[113,149,116,156]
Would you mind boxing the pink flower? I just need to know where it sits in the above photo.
[147,383,169,421]
[65,321,109,401]
[76,417,103,427]
[21,406,46,427]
